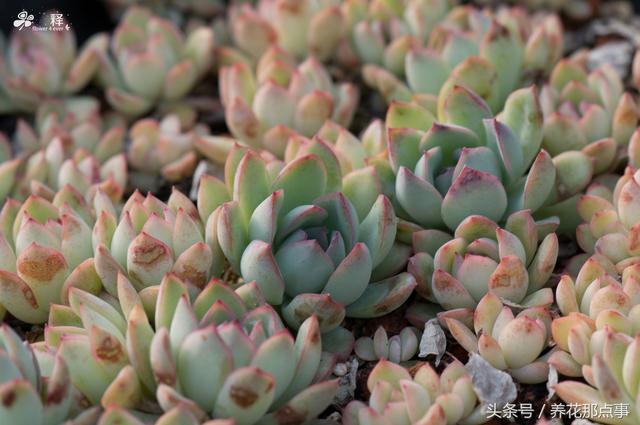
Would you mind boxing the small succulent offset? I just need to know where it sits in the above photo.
[343,359,489,425]
[219,48,359,158]
[0,190,98,323]
[554,336,640,425]
[409,208,558,311]
[227,0,345,63]
[354,326,420,363]
[0,325,76,425]
[0,20,106,112]
[575,167,640,272]
[96,6,215,116]
[540,59,638,173]
[4,98,127,204]
[128,114,208,190]
[43,274,338,424]
[385,86,593,234]
[199,145,417,333]
[362,5,563,108]
[548,256,640,378]
[444,293,553,383]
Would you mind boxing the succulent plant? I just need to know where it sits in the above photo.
[0,20,106,112]
[554,335,640,425]
[218,48,359,157]
[540,59,638,174]
[90,188,221,300]
[443,292,553,383]
[43,273,338,424]
[197,145,417,333]
[0,324,76,425]
[339,0,453,73]
[226,0,345,63]
[354,326,419,364]
[409,209,558,311]
[343,358,489,425]
[95,6,215,116]
[128,114,209,190]
[4,97,127,204]
[548,256,640,378]
[0,190,98,323]
[362,5,562,109]
[575,167,640,272]
[384,85,595,234]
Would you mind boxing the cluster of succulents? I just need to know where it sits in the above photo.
[1,98,127,204]
[2,0,640,423]
[218,49,359,157]
[362,5,563,108]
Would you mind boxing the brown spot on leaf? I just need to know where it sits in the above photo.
[2,390,15,407]
[274,405,307,425]
[18,252,66,282]
[230,385,258,407]
[95,335,124,363]
[131,239,168,267]
[175,265,207,289]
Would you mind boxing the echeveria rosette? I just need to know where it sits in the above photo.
[409,209,559,312]
[343,358,489,425]
[95,6,215,117]
[218,48,359,158]
[227,0,346,63]
[386,85,594,234]
[43,273,338,424]
[0,325,77,425]
[445,293,553,384]
[540,59,638,174]
[575,168,640,273]
[197,145,416,334]
[90,188,221,301]
[0,20,106,112]
[553,336,640,425]
[548,257,640,379]
[7,98,127,204]
[361,5,562,110]
[0,189,100,323]
[128,115,207,191]
[354,326,419,364]
[340,0,453,75]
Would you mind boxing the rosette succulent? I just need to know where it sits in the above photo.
[0,325,77,425]
[197,145,416,332]
[90,188,221,300]
[95,6,215,116]
[0,189,99,323]
[554,336,640,425]
[43,274,338,424]
[362,5,562,109]
[0,19,106,112]
[343,359,489,425]
[354,326,419,364]
[575,167,640,272]
[340,0,453,73]
[219,48,359,157]
[128,114,208,190]
[540,59,638,173]
[444,293,553,383]
[226,0,345,63]
[5,97,127,203]
[548,256,640,378]
[385,86,594,233]
[408,209,558,311]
